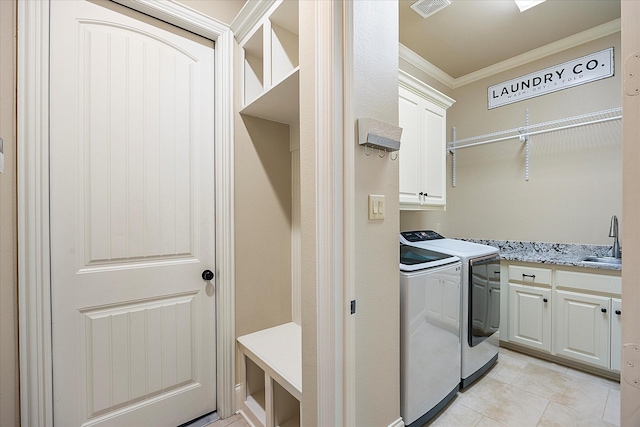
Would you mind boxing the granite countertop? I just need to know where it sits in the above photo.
[462,239,621,271]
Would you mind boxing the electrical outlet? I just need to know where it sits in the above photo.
[368,195,385,220]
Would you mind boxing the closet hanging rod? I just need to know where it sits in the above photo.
[447,107,622,151]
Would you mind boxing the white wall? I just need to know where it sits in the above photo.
[402,33,622,245]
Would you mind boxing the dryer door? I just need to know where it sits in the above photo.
[468,254,501,347]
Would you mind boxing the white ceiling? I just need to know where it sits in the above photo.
[399,0,621,80]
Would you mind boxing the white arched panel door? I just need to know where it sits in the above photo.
[50,1,216,425]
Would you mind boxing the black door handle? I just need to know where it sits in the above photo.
[615,310,622,315]
[601,308,607,313]
[202,270,214,281]
[543,298,548,303]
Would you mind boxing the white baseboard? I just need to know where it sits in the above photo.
[388,417,405,427]
[237,410,256,427]
[234,383,242,413]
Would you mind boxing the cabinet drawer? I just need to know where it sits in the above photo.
[556,270,621,294]
[508,265,552,285]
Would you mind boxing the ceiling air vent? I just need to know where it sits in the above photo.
[410,0,451,19]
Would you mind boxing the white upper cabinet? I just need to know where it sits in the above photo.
[398,71,454,210]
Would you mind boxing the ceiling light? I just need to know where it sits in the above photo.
[514,0,546,12]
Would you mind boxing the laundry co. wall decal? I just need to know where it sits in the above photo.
[487,47,614,109]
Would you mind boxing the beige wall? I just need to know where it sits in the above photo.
[176,0,246,26]
[402,33,622,245]
[0,1,18,426]
[233,39,293,361]
[352,1,401,426]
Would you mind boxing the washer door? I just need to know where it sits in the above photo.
[400,244,458,272]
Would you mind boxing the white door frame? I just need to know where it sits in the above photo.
[17,1,235,425]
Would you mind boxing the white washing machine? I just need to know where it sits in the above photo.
[400,243,462,426]
[400,230,501,388]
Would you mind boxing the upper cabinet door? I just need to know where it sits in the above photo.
[398,71,454,210]
[399,87,422,206]
[420,102,447,206]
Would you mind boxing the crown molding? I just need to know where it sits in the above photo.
[399,70,455,109]
[399,43,455,88]
[230,0,277,44]
[400,18,621,90]
[454,18,621,88]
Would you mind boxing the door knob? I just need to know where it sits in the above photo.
[202,270,214,281]
[543,298,548,303]
[601,307,607,313]
[615,310,622,315]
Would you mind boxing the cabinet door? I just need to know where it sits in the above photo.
[554,290,610,368]
[611,298,622,372]
[398,87,422,205]
[419,102,446,207]
[508,283,551,352]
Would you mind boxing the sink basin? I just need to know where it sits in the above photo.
[581,256,622,265]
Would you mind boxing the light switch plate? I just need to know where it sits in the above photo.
[368,195,385,220]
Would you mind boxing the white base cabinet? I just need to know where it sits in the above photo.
[503,263,621,373]
[554,290,611,369]
[509,283,552,352]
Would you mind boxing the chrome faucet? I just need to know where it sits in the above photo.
[609,215,622,258]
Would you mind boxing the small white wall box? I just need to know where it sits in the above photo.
[358,118,403,152]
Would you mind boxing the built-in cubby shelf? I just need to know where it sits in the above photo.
[240,67,299,124]
[240,0,299,124]
[235,1,302,424]
[237,322,301,427]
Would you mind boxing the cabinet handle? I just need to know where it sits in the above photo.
[522,274,535,279]
[615,310,622,315]
[601,308,607,313]
[543,298,548,303]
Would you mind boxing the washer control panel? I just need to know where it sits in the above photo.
[400,230,445,242]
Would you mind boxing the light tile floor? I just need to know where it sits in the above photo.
[426,347,620,427]
[206,347,620,427]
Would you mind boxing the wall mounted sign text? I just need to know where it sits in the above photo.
[487,47,614,109]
